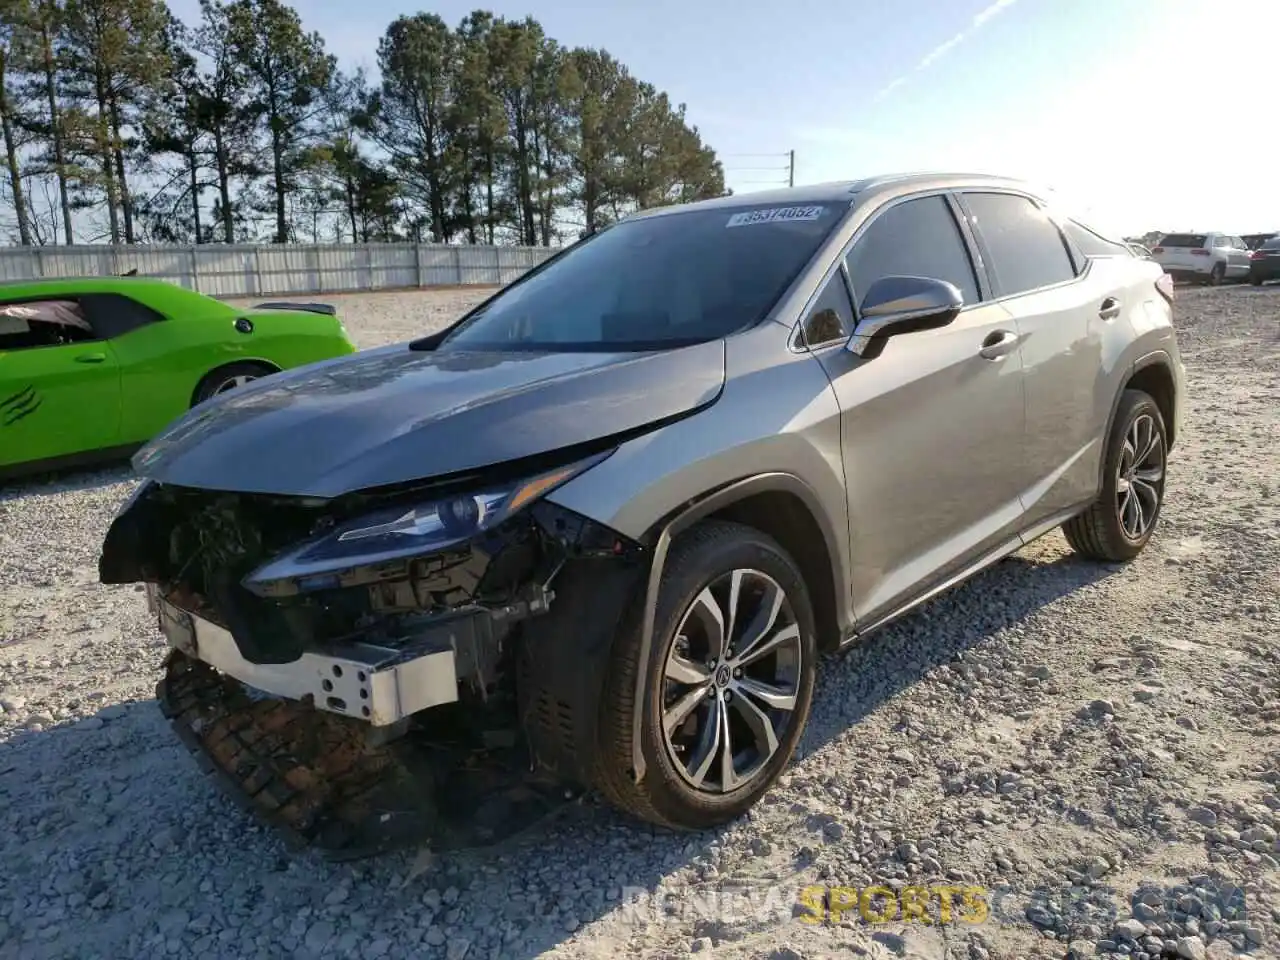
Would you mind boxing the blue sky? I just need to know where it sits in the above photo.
[168,0,1280,237]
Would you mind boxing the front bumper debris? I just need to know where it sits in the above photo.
[152,597,577,861]
[151,586,461,727]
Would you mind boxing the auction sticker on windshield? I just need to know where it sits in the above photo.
[726,206,825,228]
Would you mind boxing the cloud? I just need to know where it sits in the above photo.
[872,0,1020,102]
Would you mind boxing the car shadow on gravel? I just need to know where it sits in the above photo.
[0,462,135,501]
[0,545,1121,959]
[800,546,1120,747]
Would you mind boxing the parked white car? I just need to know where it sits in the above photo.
[1151,233,1252,284]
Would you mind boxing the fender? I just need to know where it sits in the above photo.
[628,471,846,784]
[1096,348,1176,492]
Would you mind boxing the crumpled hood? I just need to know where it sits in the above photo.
[132,340,726,497]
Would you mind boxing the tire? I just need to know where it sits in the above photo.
[592,519,818,831]
[1209,262,1226,286]
[191,361,276,406]
[1251,275,1263,287]
[1062,389,1168,562]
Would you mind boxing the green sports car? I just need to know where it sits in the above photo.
[0,275,357,480]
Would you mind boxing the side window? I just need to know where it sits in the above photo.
[961,192,1077,296]
[799,272,855,348]
[1213,236,1230,248]
[844,195,981,309]
[0,299,96,350]
[1063,220,1132,258]
[78,293,165,339]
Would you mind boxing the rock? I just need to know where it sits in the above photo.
[425,927,446,947]
[1115,918,1147,940]
[890,748,915,764]
[691,938,712,953]
[0,696,27,713]
[323,886,349,906]
[1087,700,1117,717]
[304,921,334,953]
[446,938,471,960]
[1175,936,1205,960]
[150,827,178,852]
[72,717,104,731]
[1085,856,1111,879]
[1187,806,1218,827]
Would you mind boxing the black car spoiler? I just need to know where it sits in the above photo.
[252,301,337,317]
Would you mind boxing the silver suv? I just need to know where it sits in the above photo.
[101,172,1187,856]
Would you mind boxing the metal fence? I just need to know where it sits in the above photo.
[0,242,563,298]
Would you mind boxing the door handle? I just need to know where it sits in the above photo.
[75,352,107,363]
[978,329,1019,360]
[1099,297,1122,321]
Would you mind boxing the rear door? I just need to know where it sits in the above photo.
[955,190,1107,527]
[0,298,123,468]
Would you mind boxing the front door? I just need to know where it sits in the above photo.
[805,192,1028,625]
[0,299,122,469]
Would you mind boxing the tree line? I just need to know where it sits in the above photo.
[0,0,727,247]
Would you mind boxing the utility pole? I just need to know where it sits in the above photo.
[788,150,795,188]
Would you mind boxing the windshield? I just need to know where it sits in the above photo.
[438,202,847,352]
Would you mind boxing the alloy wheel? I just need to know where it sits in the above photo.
[212,374,258,396]
[660,568,803,794]
[1116,413,1164,540]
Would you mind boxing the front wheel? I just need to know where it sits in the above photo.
[1208,262,1226,286]
[1062,389,1168,562]
[592,520,818,830]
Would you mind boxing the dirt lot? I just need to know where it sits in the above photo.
[0,285,1277,960]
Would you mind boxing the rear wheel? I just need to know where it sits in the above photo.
[1209,262,1226,286]
[192,361,276,406]
[592,520,817,830]
[1062,389,1167,562]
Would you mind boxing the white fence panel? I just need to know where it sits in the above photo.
[0,242,560,299]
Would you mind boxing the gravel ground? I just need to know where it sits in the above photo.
[1,285,1277,960]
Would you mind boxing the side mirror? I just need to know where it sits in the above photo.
[846,275,964,358]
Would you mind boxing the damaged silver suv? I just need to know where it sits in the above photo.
[100,173,1186,858]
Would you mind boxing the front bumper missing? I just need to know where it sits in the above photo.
[150,589,576,860]
[148,585,460,726]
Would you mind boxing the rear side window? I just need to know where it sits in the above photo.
[78,293,165,339]
[1159,233,1207,248]
[844,195,981,309]
[962,192,1077,296]
[1262,237,1280,250]
[1064,220,1132,258]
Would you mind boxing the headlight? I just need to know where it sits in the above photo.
[242,452,611,594]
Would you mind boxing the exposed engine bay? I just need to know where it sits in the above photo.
[100,456,649,859]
